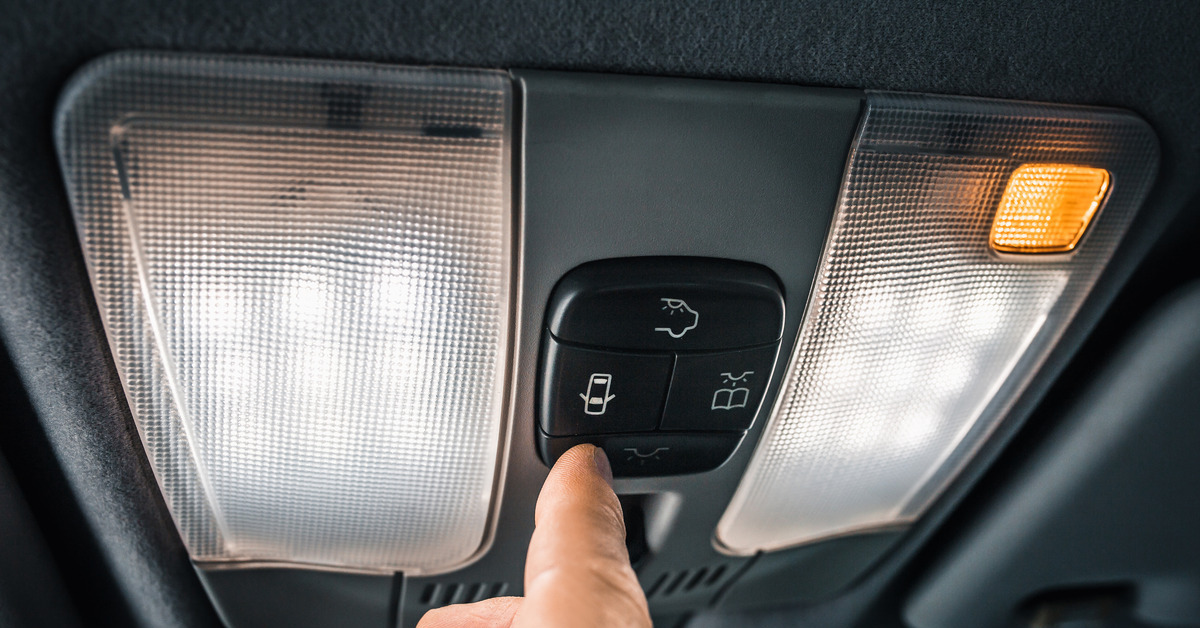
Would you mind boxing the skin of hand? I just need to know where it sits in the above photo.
[417,444,652,628]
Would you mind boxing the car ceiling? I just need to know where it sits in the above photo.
[2,1,1199,627]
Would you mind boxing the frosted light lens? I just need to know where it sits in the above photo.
[990,163,1111,253]
[717,93,1158,554]
[55,53,513,573]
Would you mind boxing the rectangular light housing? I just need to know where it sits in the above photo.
[55,53,513,573]
[717,92,1158,554]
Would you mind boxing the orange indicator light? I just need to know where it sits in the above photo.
[990,164,1111,254]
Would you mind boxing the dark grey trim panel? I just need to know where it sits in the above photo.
[717,531,905,611]
[199,569,396,628]
[406,69,865,621]
[905,283,1200,628]
[0,448,83,628]
[401,70,865,627]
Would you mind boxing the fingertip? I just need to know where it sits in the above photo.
[554,442,601,473]
[547,443,612,496]
[520,446,650,628]
[530,444,628,559]
[592,445,613,487]
[416,596,522,628]
[538,444,621,526]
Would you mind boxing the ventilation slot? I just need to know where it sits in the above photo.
[418,582,510,608]
[644,564,730,601]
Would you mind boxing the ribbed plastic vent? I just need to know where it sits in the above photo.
[418,581,511,608]
[645,564,731,601]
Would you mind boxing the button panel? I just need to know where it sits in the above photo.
[540,338,673,436]
[547,258,784,351]
[660,345,779,432]
[538,257,785,475]
[539,432,744,477]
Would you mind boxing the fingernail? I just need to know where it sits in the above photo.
[593,445,613,487]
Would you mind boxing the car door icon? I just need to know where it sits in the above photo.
[580,373,616,415]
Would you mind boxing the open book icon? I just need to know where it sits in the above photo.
[711,387,750,410]
[711,371,753,410]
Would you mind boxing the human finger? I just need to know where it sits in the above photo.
[416,595,522,628]
[513,444,650,628]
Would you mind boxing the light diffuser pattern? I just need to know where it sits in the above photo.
[56,53,513,573]
[990,163,1111,253]
[717,92,1158,554]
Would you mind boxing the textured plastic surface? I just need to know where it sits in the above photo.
[717,92,1159,554]
[906,284,1200,628]
[55,53,513,573]
[990,164,1111,253]
[199,568,394,628]
[546,257,785,351]
[433,70,861,624]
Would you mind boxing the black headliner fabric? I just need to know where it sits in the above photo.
[5,1,1200,143]
[1,1,1198,626]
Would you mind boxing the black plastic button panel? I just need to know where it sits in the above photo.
[660,345,779,432]
[537,257,784,476]
[538,432,745,477]
[546,258,784,351]
[540,338,673,436]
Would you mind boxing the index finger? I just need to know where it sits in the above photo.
[513,444,651,628]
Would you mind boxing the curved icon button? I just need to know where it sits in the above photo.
[654,298,699,339]
[623,446,670,465]
[661,346,778,432]
[537,433,744,477]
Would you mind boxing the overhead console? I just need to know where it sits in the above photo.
[46,53,1160,627]
[537,257,784,476]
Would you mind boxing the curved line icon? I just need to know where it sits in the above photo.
[623,447,670,463]
[654,298,699,339]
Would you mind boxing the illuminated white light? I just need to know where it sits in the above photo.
[717,93,1159,554]
[56,53,513,573]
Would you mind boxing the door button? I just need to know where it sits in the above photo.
[539,336,673,436]
[538,432,744,477]
[661,345,779,431]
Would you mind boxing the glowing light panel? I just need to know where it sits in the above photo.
[55,53,513,573]
[991,163,1111,254]
[717,92,1158,554]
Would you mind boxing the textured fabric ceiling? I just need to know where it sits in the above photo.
[0,1,1197,626]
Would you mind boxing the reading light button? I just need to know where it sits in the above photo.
[661,345,779,432]
[538,432,744,477]
[540,337,674,436]
[546,258,784,351]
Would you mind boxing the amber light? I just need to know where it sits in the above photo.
[990,164,1111,254]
